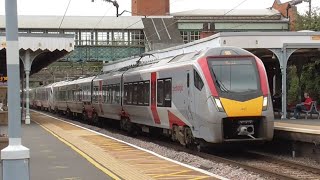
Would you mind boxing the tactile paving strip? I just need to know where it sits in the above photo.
[32,112,219,180]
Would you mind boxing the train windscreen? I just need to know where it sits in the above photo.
[208,58,259,93]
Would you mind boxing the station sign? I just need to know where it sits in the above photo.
[311,35,320,40]
[0,76,7,86]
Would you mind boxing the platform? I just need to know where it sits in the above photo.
[274,119,320,143]
[8,111,222,180]
[0,118,112,180]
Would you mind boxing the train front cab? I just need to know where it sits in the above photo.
[197,48,274,143]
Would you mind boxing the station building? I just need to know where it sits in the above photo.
[0,0,296,62]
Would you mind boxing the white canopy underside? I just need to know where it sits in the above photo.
[0,34,74,52]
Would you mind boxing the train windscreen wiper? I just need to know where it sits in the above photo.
[211,70,229,93]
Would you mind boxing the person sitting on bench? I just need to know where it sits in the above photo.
[291,92,313,119]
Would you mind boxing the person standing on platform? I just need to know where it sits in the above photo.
[291,92,313,119]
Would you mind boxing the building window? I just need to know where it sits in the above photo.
[190,31,200,42]
[180,31,189,43]
[130,30,145,46]
[48,31,59,34]
[64,31,79,45]
[19,30,29,33]
[80,31,95,46]
[31,30,44,34]
[97,31,112,45]
[113,31,124,45]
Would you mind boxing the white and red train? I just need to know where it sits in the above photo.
[30,47,274,147]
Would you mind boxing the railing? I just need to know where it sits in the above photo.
[75,40,145,47]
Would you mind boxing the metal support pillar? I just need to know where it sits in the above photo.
[1,0,30,180]
[22,50,32,125]
[25,70,30,124]
[270,47,297,119]
[20,50,41,124]
[280,56,288,120]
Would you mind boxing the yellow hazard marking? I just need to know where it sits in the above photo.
[152,170,192,178]
[191,176,212,180]
[220,96,263,117]
[144,165,179,171]
[34,121,121,180]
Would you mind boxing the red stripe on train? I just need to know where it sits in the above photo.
[151,72,161,124]
[198,57,218,97]
[168,110,186,128]
[255,57,269,96]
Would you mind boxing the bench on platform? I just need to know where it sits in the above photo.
[301,101,320,119]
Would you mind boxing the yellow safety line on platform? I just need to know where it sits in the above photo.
[152,170,192,178]
[34,121,121,180]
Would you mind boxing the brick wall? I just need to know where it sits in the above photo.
[272,0,297,31]
[132,0,170,16]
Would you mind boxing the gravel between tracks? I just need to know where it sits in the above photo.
[48,114,267,180]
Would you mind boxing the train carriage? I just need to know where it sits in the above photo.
[52,81,69,113]
[64,77,95,117]
[92,72,122,122]
[34,46,274,147]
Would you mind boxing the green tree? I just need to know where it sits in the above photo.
[287,66,300,104]
[295,7,320,31]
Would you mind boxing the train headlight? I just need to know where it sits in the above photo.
[214,97,225,112]
[262,96,268,111]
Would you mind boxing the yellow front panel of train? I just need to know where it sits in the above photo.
[220,96,263,117]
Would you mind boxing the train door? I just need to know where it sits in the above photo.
[186,70,196,128]
[192,69,205,133]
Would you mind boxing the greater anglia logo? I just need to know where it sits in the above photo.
[172,85,183,93]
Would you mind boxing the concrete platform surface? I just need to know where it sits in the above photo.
[0,122,112,180]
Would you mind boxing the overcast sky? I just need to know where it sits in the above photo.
[0,0,318,17]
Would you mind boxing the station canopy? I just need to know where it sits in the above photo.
[0,33,74,76]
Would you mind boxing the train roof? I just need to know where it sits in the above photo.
[108,46,253,74]
[65,76,96,85]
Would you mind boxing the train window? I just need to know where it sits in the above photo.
[123,83,128,104]
[93,86,99,103]
[133,83,138,105]
[128,83,133,104]
[138,82,144,105]
[164,79,172,107]
[107,86,111,104]
[112,85,116,104]
[187,73,190,88]
[115,84,120,104]
[194,69,204,91]
[157,79,172,107]
[157,80,164,106]
[144,81,150,105]
[102,85,107,103]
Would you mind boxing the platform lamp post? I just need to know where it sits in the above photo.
[1,0,30,180]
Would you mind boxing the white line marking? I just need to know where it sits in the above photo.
[275,126,320,135]
[33,110,228,180]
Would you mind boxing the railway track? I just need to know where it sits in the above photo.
[170,144,320,180]
[36,110,320,180]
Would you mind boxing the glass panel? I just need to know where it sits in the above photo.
[208,59,259,93]
[157,80,164,106]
